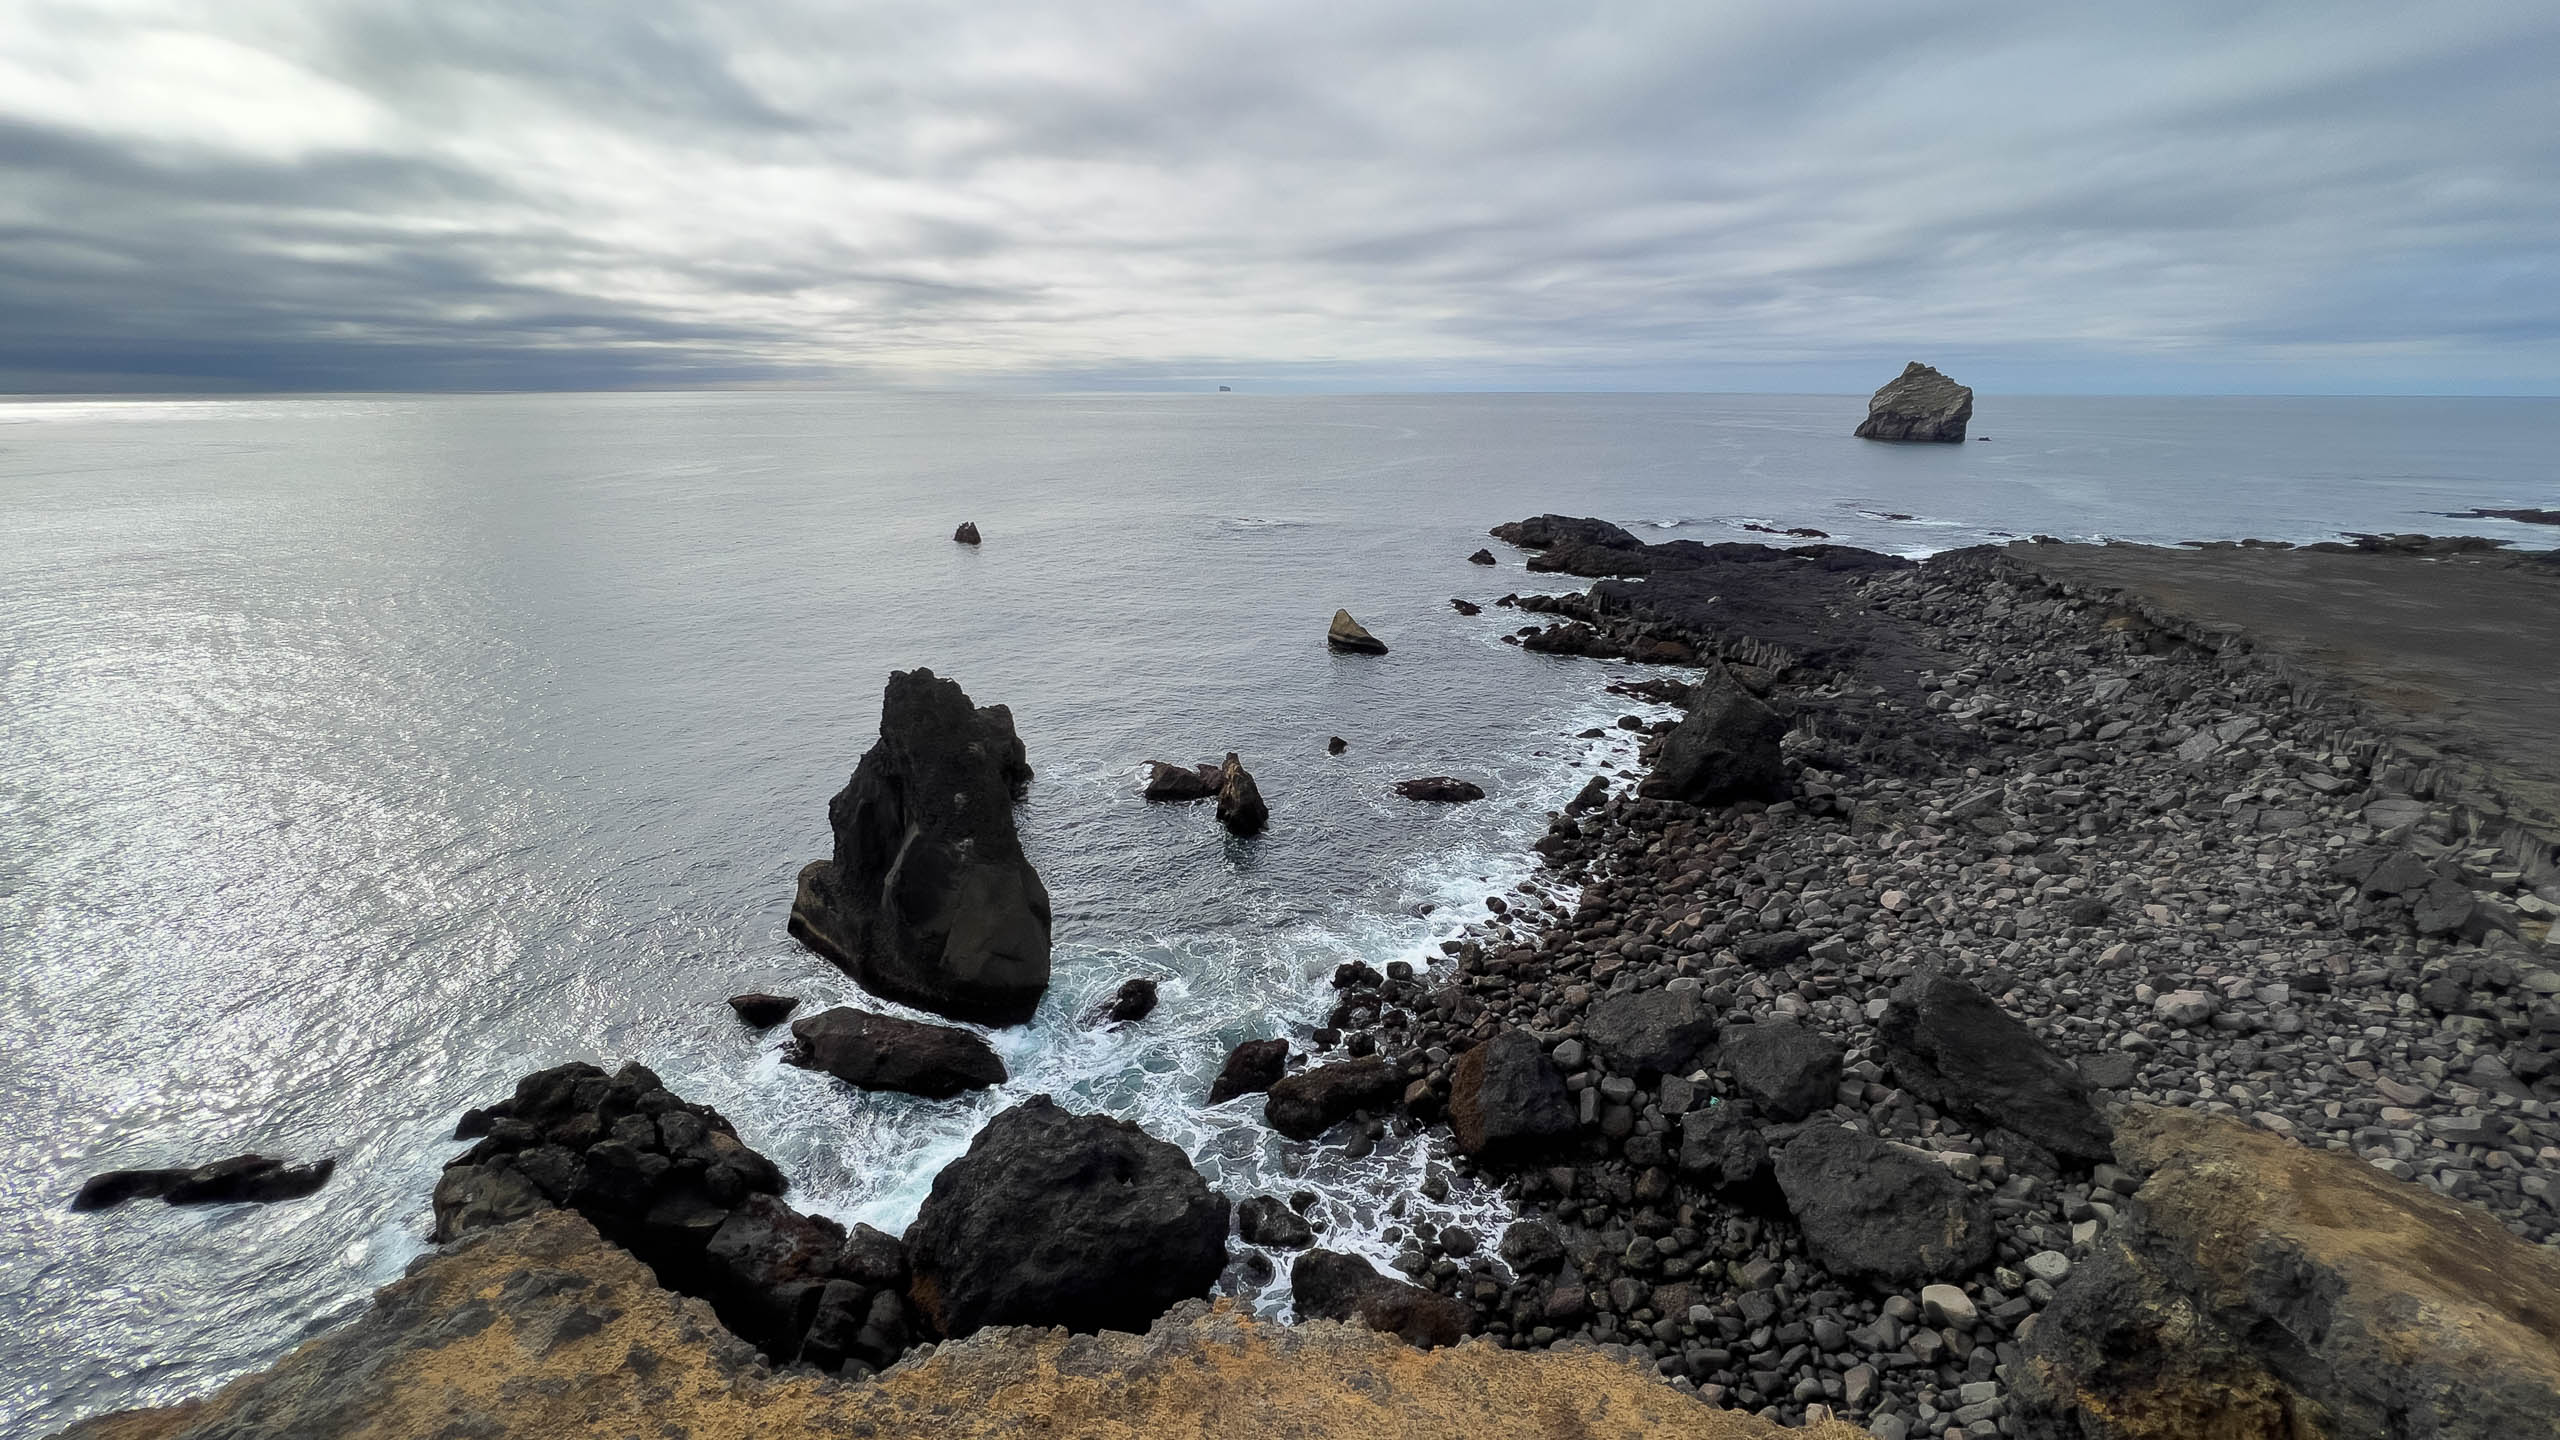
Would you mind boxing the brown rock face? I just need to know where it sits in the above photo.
[1854,361,1973,443]
[55,1211,1857,1440]
[2014,1106,2560,1440]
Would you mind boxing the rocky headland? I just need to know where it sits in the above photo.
[57,518,2560,1440]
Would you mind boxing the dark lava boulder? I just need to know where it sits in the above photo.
[953,521,981,544]
[726,993,799,1028]
[1446,1030,1575,1161]
[1772,1125,1995,1284]
[1097,977,1158,1025]
[1467,548,1497,565]
[1640,663,1787,806]
[1208,1038,1290,1104]
[1582,987,1717,1078]
[1143,760,1221,802]
[1678,1102,1773,1197]
[789,669,1051,1026]
[1449,598,1482,615]
[72,1154,335,1211]
[904,1096,1229,1338]
[1327,609,1388,654]
[1879,974,2112,1164]
[1489,515,1644,552]
[1264,1056,1402,1140]
[1215,752,1269,836]
[787,1006,1006,1100]
[1395,777,1486,803]
[1237,1194,1316,1249]
[1290,1248,1472,1349]
[1733,931,1809,969]
[1854,361,1973,443]
[1563,775,1611,816]
[1717,1021,1844,1122]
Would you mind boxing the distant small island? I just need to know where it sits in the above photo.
[1854,361,1973,443]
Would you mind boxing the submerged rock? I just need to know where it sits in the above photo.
[1327,609,1388,654]
[1772,1125,1995,1283]
[904,1096,1228,1338]
[72,1154,335,1212]
[1209,1038,1291,1104]
[725,993,799,1028]
[1143,760,1221,802]
[1854,361,1973,443]
[1395,776,1486,803]
[1215,752,1269,836]
[1640,663,1787,806]
[789,669,1051,1026]
[2016,1106,2560,1440]
[1289,1248,1472,1349]
[787,1006,1006,1099]
[1879,973,2113,1163]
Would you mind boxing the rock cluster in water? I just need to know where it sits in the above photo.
[1854,362,1973,443]
[789,669,1052,1025]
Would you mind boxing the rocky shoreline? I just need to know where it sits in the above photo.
[56,519,2560,1440]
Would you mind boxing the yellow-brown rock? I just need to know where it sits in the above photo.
[58,1210,1860,1440]
[2015,1106,2560,1440]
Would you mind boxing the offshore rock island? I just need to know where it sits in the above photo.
[58,518,2560,1440]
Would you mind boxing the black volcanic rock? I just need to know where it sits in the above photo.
[1098,977,1158,1025]
[1290,1248,1472,1349]
[1717,1020,1843,1122]
[1855,361,1973,443]
[1489,515,1644,552]
[1215,752,1269,836]
[1395,777,1486,803]
[953,521,981,544]
[1878,974,2113,1163]
[1773,1125,1995,1283]
[1467,548,1497,565]
[787,1006,1006,1100]
[1209,1038,1290,1104]
[1327,609,1388,654]
[726,993,800,1028]
[788,669,1051,1026]
[1143,760,1220,802]
[1446,1030,1575,1161]
[73,1154,335,1211]
[904,1096,1228,1338]
[1264,1056,1402,1139]
[1640,663,1788,806]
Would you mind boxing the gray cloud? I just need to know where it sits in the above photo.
[1,0,2554,392]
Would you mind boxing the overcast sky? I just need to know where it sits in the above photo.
[3,1,2555,393]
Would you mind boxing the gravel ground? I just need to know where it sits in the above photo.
[1304,544,2560,1438]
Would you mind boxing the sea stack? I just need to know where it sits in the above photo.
[1854,361,1974,443]
[788,669,1052,1025]
[1327,609,1388,654]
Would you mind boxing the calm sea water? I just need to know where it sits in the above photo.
[2,391,2551,1432]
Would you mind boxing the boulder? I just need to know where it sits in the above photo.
[1209,1038,1290,1104]
[1264,1057,1403,1140]
[1290,1249,1472,1349]
[1879,974,2112,1163]
[904,1096,1229,1338]
[1582,988,1717,1078]
[1237,1195,1316,1249]
[1327,735,1349,753]
[1327,609,1388,654]
[1467,548,1497,565]
[1215,753,1269,836]
[1143,761,1221,802]
[1499,1220,1567,1272]
[1717,1021,1844,1122]
[1449,598,1482,616]
[1446,1030,1576,1161]
[1395,777,1486,803]
[1488,515,1644,552]
[2015,1107,2560,1440]
[1853,361,1973,443]
[1098,978,1158,1025]
[726,993,799,1028]
[1639,664,1788,806]
[1563,775,1611,816]
[788,669,1051,1026]
[788,1007,1006,1100]
[953,521,981,544]
[72,1154,335,1211]
[1678,1102,1774,1196]
[1771,1126,1995,1284]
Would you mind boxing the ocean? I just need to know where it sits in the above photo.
[2,390,2552,1432]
